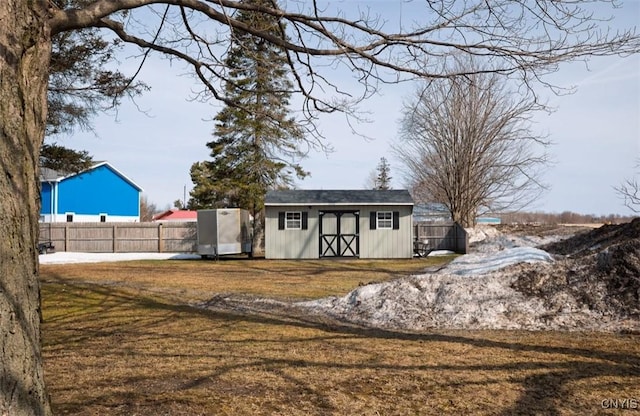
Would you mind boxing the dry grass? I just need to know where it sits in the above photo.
[40,258,640,415]
[41,257,450,302]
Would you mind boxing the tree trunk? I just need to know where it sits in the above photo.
[251,208,265,256]
[0,1,53,415]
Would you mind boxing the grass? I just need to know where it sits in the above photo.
[41,256,451,302]
[40,257,640,415]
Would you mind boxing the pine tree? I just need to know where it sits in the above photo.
[39,143,93,174]
[189,0,307,252]
[375,157,392,190]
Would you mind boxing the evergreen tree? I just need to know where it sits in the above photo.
[374,157,392,190]
[39,143,93,174]
[189,0,307,252]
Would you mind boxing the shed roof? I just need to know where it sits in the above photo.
[40,167,62,182]
[265,189,414,206]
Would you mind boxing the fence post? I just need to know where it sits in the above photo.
[158,223,164,253]
[64,224,69,252]
[454,223,468,254]
[113,224,117,253]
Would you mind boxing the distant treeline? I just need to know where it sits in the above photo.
[498,211,636,225]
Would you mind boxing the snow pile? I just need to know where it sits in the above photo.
[468,225,562,253]
[298,223,640,332]
[444,247,553,275]
[466,225,501,244]
[39,252,200,264]
[299,247,579,331]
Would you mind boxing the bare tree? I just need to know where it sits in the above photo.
[363,169,378,189]
[615,160,640,213]
[395,59,550,227]
[1,1,640,414]
[139,195,159,221]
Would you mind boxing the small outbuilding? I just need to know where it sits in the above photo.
[264,189,414,259]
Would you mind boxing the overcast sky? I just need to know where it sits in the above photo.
[58,1,640,216]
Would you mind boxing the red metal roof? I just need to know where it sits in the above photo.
[152,210,198,221]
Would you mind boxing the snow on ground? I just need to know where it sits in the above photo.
[297,246,573,331]
[39,252,200,264]
[443,247,553,276]
[298,225,638,332]
[466,225,562,252]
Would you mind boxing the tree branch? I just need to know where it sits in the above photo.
[48,0,640,139]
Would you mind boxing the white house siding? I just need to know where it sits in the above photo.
[265,205,413,259]
[40,213,139,223]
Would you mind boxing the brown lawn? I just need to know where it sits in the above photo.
[40,257,640,415]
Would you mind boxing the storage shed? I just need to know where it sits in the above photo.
[264,189,414,259]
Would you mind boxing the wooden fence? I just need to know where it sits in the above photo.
[38,222,197,253]
[38,221,467,255]
[414,222,468,254]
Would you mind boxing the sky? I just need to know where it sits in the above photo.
[57,0,640,216]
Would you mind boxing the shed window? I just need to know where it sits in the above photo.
[99,214,107,223]
[278,211,308,230]
[286,212,302,229]
[377,211,393,229]
[370,211,400,230]
[66,214,74,223]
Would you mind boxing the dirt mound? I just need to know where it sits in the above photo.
[514,219,640,319]
[542,218,640,257]
[497,223,594,238]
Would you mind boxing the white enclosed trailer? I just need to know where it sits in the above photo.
[197,209,252,258]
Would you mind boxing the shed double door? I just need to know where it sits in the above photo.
[319,210,359,258]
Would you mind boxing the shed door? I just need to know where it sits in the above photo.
[319,211,359,258]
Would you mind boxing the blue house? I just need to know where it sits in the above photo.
[40,162,143,223]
